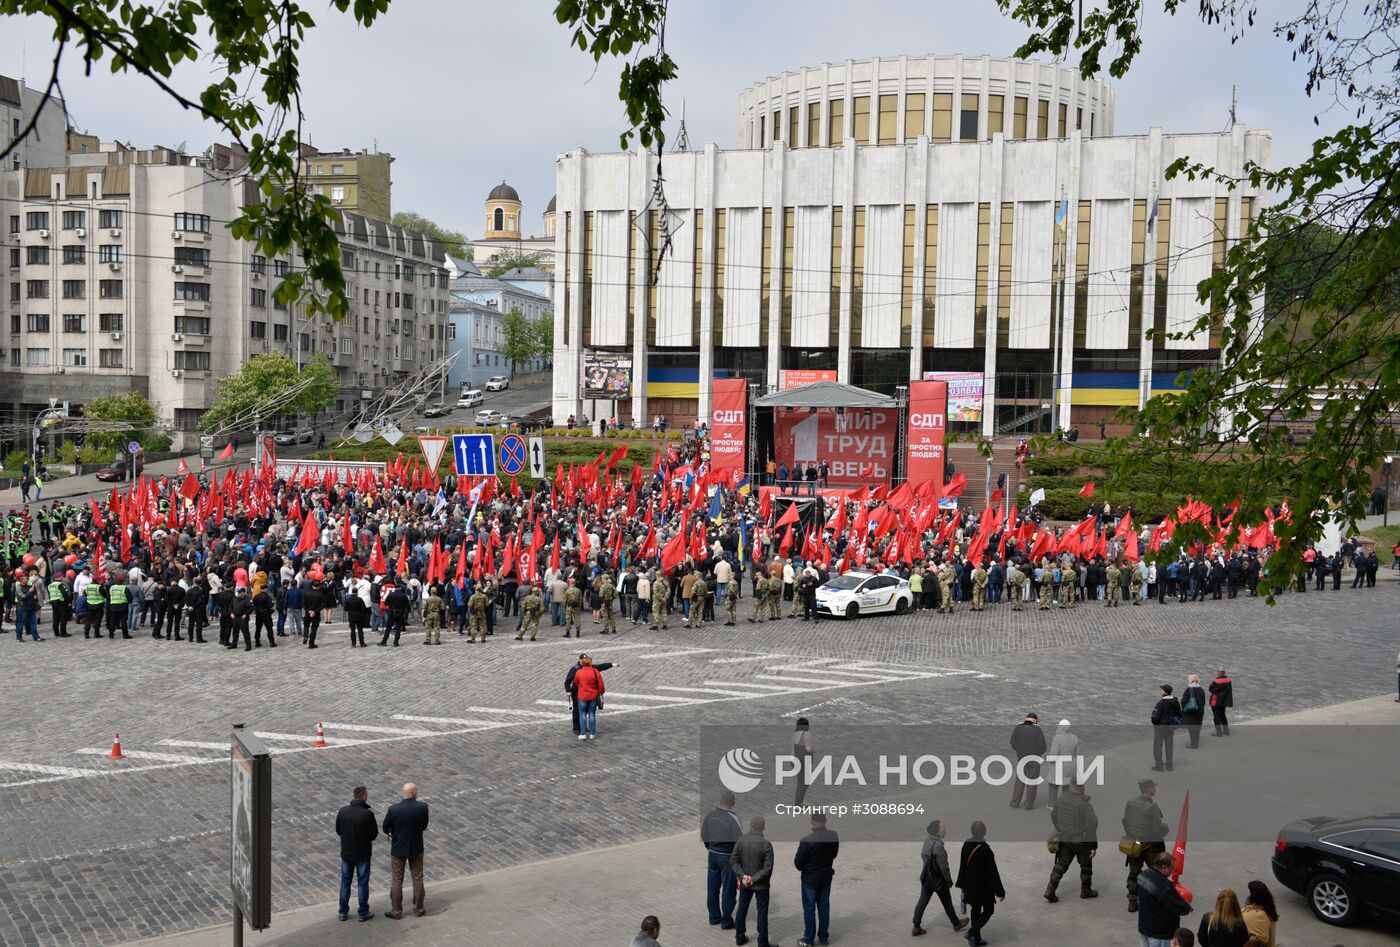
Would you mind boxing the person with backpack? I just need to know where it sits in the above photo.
[1209,668,1234,737]
[1151,684,1184,772]
[1181,675,1208,747]
[912,819,969,936]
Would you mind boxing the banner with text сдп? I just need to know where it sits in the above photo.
[906,380,948,489]
[709,378,748,484]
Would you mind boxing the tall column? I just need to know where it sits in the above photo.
[982,133,1005,439]
[697,144,718,421]
[765,142,786,390]
[836,139,856,384]
[1138,127,1163,410]
[630,148,649,424]
[1056,132,1083,430]
[909,136,930,384]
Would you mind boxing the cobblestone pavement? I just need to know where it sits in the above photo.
[1,583,1395,945]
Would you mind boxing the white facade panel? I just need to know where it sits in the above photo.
[590,210,629,346]
[722,207,762,347]
[655,208,694,346]
[934,201,976,348]
[791,205,831,347]
[1009,200,1053,348]
[1166,195,1214,350]
[1084,198,1133,349]
[861,203,904,346]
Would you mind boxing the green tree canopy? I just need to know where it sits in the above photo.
[83,392,171,454]
[500,307,553,370]
[485,251,543,277]
[391,211,471,258]
[201,353,337,432]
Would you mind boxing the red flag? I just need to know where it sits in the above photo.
[296,509,320,556]
[177,457,189,475]
[395,536,409,575]
[1114,510,1134,539]
[1079,481,1096,498]
[758,489,772,523]
[90,497,105,531]
[943,473,967,499]
[179,473,201,501]
[779,523,795,557]
[499,533,516,578]
[93,537,107,581]
[828,499,848,538]
[690,524,709,563]
[660,529,687,574]
[216,442,234,461]
[454,540,468,583]
[1124,530,1141,562]
[343,517,355,556]
[1028,530,1053,563]
[801,527,819,561]
[578,515,591,561]
[549,534,560,572]
[369,537,387,575]
[1170,791,1191,886]
[989,487,1003,506]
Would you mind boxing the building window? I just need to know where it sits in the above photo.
[63,313,86,332]
[877,94,898,145]
[174,282,211,301]
[901,205,916,347]
[26,313,50,332]
[173,246,210,267]
[99,348,124,368]
[758,208,772,348]
[997,202,1014,347]
[852,95,871,144]
[250,320,266,339]
[7,248,16,268]
[62,210,85,230]
[851,206,866,346]
[273,259,290,276]
[273,323,288,341]
[99,245,123,263]
[26,279,49,299]
[99,209,123,229]
[99,313,123,332]
[8,215,18,234]
[922,205,938,347]
[1058,102,1068,138]
[806,101,822,147]
[8,282,18,303]
[339,336,354,354]
[174,315,211,335]
[173,350,211,370]
[828,205,843,349]
[62,279,86,299]
[904,93,925,140]
[988,95,1005,136]
[771,109,781,142]
[758,114,766,146]
[63,347,87,367]
[1037,99,1050,140]
[26,246,50,266]
[1073,200,1092,348]
[251,288,266,307]
[1013,96,1028,139]
[330,185,345,202]
[331,163,344,174]
[827,99,844,146]
[26,347,50,366]
[1130,198,1148,347]
[251,254,267,274]
[62,245,86,264]
[960,93,979,140]
[173,213,211,232]
[99,279,123,298]
[493,207,504,231]
[932,93,953,143]
[8,347,16,366]
[26,211,49,231]
[788,106,800,148]
[447,322,456,341]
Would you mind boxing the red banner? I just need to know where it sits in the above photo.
[906,380,948,488]
[709,378,748,481]
[774,408,898,486]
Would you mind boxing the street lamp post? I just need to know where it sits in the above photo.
[1385,456,1394,528]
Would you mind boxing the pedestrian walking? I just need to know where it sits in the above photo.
[1151,684,1183,772]
[954,821,1004,947]
[1197,888,1250,947]
[1122,778,1170,913]
[912,819,969,936]
[1008,711,1046,810]
[793,811,839,947]
[334,785,377,922]
[792,717,814,806]
[1044,783,1098,903]
[1046,719,1079,809]
[573,655,606,740]
[1241,880,1277,947]
[1136,851,1193,947]
[1208,668,1234,736]
[702,790,743,930]
[730,816,776,947]
[630,915,663,947]
[1181,674,1208,747]
[381,782,430,920]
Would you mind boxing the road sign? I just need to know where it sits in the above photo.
[128,440,141,454]
[498,433,526,475]
[453,433,496,476]
[419,435,449,471]
[379,421,403,446]
[528,436,546,479]
[230,728,272,932]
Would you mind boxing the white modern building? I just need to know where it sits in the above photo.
[1,147,450,448]
[0,74,68,172]
[550,54,1269,434]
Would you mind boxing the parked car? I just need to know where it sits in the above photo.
[94,459,130,482]
[815,570,914,618]
[485,375,510,392]
[457,389,484,409]
[474,409,502,425]
[421,404,451,418]
[1272,814,1400,926]
[512,416,548,433]
[274,426,313,445]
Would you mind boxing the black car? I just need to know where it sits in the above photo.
[1272,814,1400,926]
[511,416,548,433]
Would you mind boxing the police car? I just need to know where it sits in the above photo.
[815,570,914,618]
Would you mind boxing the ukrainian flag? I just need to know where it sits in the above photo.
[735,474,751,497]
[708,488,724,524]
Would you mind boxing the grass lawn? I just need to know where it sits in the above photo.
[1363,523,1400,564]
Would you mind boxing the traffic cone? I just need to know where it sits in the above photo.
[106,732,126,760]
[313,722,328,748]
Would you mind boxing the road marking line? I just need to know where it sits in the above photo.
[704,680,794,691]
[830,664,939,677]
[320,723,436,736]
[754,674,858,686]
[710,654,839,665]
[252,731,365,745]
[656,685,793,698]
[510,639,656,652]
[157,740,234,751]
[76,749,211,764]
[0,761,108,777]
[464,707,566,718]
[631,649,716,660]
[534,699,651,712]
[597,693,699,703]
[767,665,901,680]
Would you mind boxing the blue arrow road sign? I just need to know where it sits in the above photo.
[452,433,496,476]
[498,434,526,475]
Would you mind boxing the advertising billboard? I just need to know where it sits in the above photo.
[581,353,633,399]
[906,380,949,488]
[779,369,838,389]
[922,371,984,422]
[773,409,898,487]
[709,378,748,481]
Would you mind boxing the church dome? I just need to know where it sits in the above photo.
[488,180,520,203]
[545,194,556,214]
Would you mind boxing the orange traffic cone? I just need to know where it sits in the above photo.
[106,732,126,760]
[313,722,328,748]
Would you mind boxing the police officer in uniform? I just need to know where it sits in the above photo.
[163,578,186,640]
[422,584,445,645]
[799,568,820,621]
[650,572,670,630]
[517,586,544,640]
[47,572,72,637]
[252,584,276,647]
[1121,778,1169,913]
[303,580,325,647]
[185,577,209,643]
[106,574,131,638]
[598,574,618,634]
[229,586,254,651]
[562,579,583,638]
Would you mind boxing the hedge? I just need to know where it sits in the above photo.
[310,435,663,480]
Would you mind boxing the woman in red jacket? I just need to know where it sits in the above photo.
[574,655,605,740]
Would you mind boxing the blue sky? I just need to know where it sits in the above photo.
[1,1,1342,241]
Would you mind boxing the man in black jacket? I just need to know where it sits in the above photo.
[1136,851,1192,945]
[335,786,377,922]
[794,812,839,947]
[730,817,776,947]
[382,782,430,919]
[1150,685,1182,771]
[701,790,743,929]
[1009,712,1046,810]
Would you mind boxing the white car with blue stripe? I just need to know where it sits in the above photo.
[815,570,913,618]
